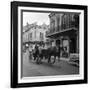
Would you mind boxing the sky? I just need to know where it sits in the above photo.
[23,12,50,26]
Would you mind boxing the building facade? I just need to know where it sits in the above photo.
[23,22,49,47]
[46,12,79,58]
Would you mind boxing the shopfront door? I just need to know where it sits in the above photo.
[70,38,76,53]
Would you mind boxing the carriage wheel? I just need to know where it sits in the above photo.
[29,53,32,60]
[36,56,42,64]
[48,56,55,64]
[38,58,42,64]
[36,56,39,64]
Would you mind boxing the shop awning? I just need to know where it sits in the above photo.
[46,27,78,38]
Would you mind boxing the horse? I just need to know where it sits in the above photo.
[32,45,61,64]
[32,45,39,62]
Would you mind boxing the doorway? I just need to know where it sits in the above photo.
[70,38,76,53]
[56,39,60,46]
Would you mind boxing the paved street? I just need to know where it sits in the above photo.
[22,50,79,77]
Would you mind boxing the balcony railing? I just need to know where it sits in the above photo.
[46,21,79,36]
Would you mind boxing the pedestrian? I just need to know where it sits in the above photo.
[29,44,32,60]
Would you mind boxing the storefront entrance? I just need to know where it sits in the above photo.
[62,39,69,58]
[56,39,60,46]
[70,38,76,53]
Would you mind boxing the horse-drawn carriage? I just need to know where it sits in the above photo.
[30,45,61,64]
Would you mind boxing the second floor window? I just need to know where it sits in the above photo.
[40,32,44,41]
[50,19,55,33]
[29,33,32,40]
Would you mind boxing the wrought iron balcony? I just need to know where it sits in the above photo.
[46,21,79,37]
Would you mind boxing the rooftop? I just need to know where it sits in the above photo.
[23,22,49,33]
